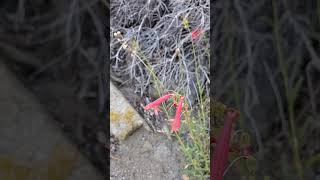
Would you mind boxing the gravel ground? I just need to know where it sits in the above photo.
[110,128,184,180]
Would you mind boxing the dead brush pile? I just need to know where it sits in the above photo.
[110,0,210,107]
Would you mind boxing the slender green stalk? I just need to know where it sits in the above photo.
[133,50,171,118]
[272,1,304,179]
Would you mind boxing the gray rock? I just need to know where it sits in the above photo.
[110,128,184,180]
[110,82,144,140]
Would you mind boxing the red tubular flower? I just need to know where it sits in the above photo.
[211,109,239,180]
[171,96,184,132]
[143,93,173,115]
[191,28,202,40]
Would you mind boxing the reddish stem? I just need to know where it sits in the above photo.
[211,109,239,180]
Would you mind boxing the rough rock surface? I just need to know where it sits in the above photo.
[110,128,184,180]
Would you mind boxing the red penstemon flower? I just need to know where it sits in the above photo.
[211,109,239,180]
[191,28,203,40]
[143,93,187,133]
[171,96,184,132]
[143,93,174,115]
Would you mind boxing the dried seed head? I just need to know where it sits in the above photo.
[182,16,189,29]
[122,43,128,49]
[175,48,180,55]
[114,31,123,39]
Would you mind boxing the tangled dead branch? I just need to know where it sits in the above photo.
[111,0,210,107]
